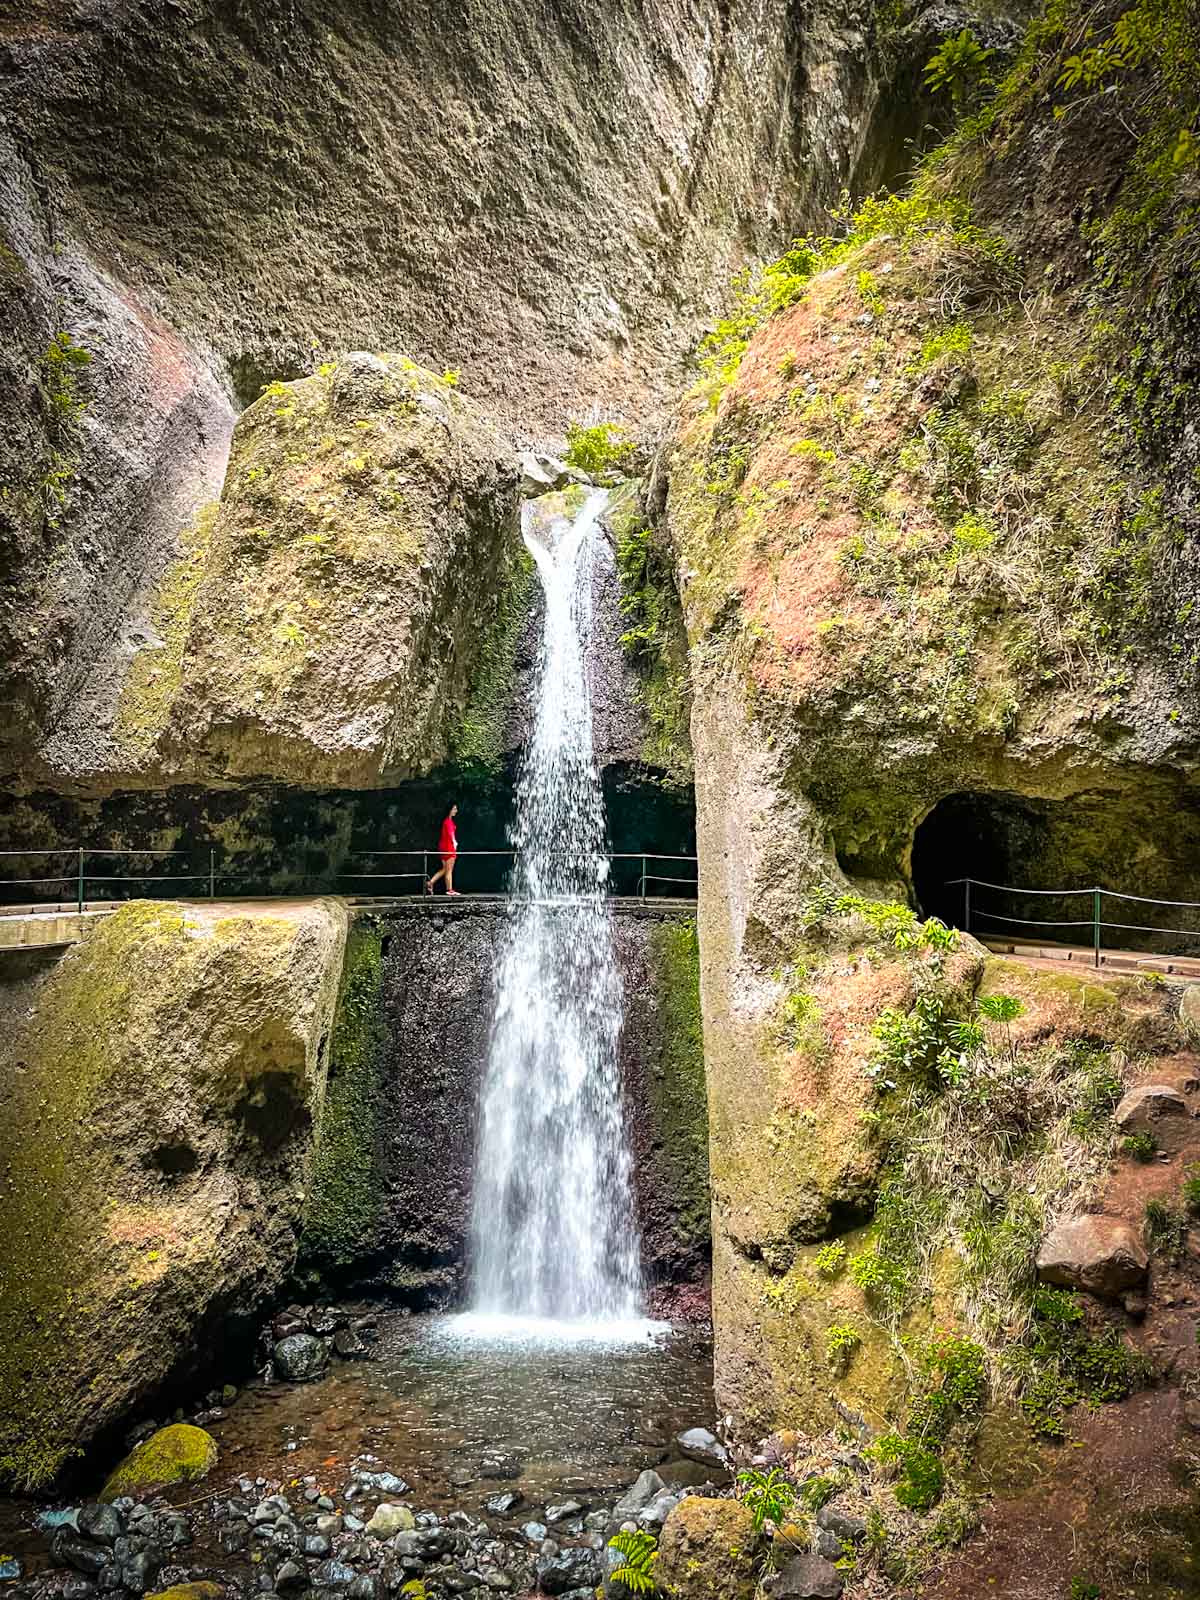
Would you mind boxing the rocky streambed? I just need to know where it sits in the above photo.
[0,1309,721,1600]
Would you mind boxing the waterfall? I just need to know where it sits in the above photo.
[461,487,645,1335]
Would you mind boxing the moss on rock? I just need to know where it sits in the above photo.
[112,353,521,788]
[648,919,710,1252]
[298,921,385,1275]
[0,898,347,1490]
[656,1496,760,1600]
[100,1424,217,1502]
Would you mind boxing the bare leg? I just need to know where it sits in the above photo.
[427,865,446,894]
[446,858,459,896]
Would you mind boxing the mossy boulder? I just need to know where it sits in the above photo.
[656,1496,760,1600]
[146,1586,223,1600]
[100,1425,217,1502]
[0,898,347,1490]
[114,353,522,787]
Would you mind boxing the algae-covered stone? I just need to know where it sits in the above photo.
[129,354,522,788]
[0,898,347,1490]
[146,1586,223,1600]
[656,1497,759,1600]
[100,1425,217,1502]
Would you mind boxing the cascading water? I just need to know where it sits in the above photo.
[460,487,646,1337]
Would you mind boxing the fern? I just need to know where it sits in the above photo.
[608,1527,659,1593]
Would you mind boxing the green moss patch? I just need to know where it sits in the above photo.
[299,922,385,1274]
[100,1424,217,1502]
[649,920,710,1250]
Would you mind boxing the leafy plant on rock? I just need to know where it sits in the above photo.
[607,1528,658,1593]
[737,1466,796,1531]
[924,28,995,112]
[564,420,637,482]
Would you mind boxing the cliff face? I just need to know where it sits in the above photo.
[659,0,1200,1580]
[298,904,710,1300]
[0,0,974,787]
[0,898,347,1491]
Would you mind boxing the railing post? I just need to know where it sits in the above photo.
[1093,887,1102,968]
[77,846,84,914]
[641,855,647,902]
[964,878,971,934]
[423,851,428,896]
[209,848,216,899]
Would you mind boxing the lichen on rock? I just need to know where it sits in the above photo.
[0,897,347,1490]
[112,354,521,789]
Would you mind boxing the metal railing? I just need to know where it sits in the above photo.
[0,846,698,913]
[948,877,1200,966]
[340,850,698,901]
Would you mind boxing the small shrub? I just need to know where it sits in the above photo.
[871,1431,946,1511]
[737,1466,796,1531]
[1145,1198,1187,1259]
[924,28,994,111]
[826,1323,861,1372]
[798,1472,841,1513]
[1066,1043,1125,1136]
[607,1529,658,1593]
[815,1240,847,1277]
[563,420,637,481]
[1121,1131,1158,1162]
[1183,1164,1200,1215]
[1068,1579,1101,1600]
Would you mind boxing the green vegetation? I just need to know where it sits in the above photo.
[802,889,958,954]
[607,1529,658,1593]
[37,331,92,526]
[826,1322,861,1372]
[449,543,535,772]
[612,504,692,779]
[1144,1197,1188,1260]
[923,29,994,112]
[815,1239,847,1277]
[1183,1163,1200,1214]
[871,1333,986,1509]
[563,420,637,482]
[649,920,710,1251]
[1121,1130,1158,1162]
[737,1466,796,1531]
[299,924,384,1273]
[1015,1287,1147,1438]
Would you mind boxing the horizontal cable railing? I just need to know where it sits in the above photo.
[0,846,698,913]
[946,877,1200,966]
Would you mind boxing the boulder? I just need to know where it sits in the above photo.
[535,1545,601,1594]
[365,1505,415,1538]
[675,1426,729,1470]
[612,1469,666,1520]
[656,1498,759,1600]
[100,1425,217,1503]
[814,1504,867,1545]
[273,1335,330,1384]
[763,1553,844,1598]
[146,355,523,788]
[1114,1084,1189,1130]
[1037,1216,1149,1298]
[76,1504,124,1545]
[0,899,347,1492]
[145,1587,223,1600]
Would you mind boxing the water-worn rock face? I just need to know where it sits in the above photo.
[298,905,709,1299]
[0,897,347,1490]
[32,354,522,791]
[662,0,1200,1434]
[0,0,971,784]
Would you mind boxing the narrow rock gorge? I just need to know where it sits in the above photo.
[2,1,1199,1598]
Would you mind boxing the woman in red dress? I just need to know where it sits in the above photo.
[425,804,460,896]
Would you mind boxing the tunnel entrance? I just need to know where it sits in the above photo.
[911,791,1053,929]
[912,787,1200,953]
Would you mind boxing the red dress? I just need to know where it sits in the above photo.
[439,815,457,865]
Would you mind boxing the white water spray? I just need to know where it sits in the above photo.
[464,488,645,1333]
